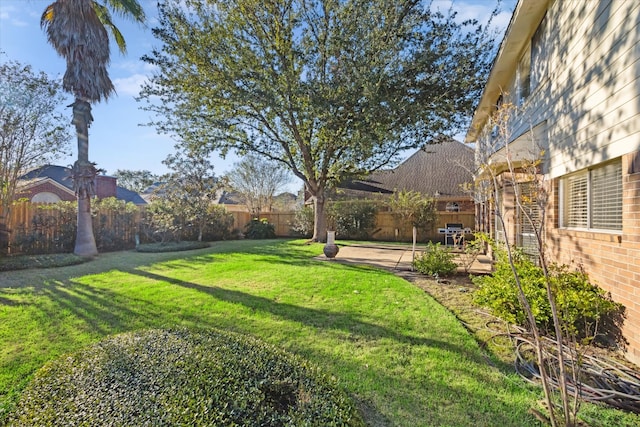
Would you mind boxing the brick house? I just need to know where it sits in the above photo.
[466,0,640,364]
[16,165,146,205]
[336,138,476,240]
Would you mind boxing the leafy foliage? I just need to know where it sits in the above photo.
[112,169,160,193]
[146,144,227,242]
[327,199,379,240]
[0,60,70,223]
[13,198,142,254]
[290,205,314,238]
[473,248,624,343]
[13,202,76,254]
[245,218,276,239]
[387,190,437,237]
[8,328,363,426]
[92,197,139,251]
[0,253,85,272]
[135,241,210,253]
[139,0,497,240]
[412,242,458,277]
[141,201,234,244]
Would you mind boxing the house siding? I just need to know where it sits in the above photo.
[547,0,640,177]
[472,0,640,365]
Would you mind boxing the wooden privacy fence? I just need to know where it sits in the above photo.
[5,202,141,255]
[228,210,475,243]
[1,203,475,254]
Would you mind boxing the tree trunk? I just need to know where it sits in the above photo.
[312,190,328,243]
[71,99,98,258]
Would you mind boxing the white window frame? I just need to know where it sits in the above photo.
[446,202,460,212]
[559,160,622,232]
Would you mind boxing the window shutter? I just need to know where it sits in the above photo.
[564,173,588,228]
[591,162,622,229]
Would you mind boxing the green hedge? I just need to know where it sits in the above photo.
[8,328,364,426]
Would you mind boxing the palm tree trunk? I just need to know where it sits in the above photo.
[71,99,98,257]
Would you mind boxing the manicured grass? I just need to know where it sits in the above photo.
[0,239,544,425]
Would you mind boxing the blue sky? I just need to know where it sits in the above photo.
[0,0,516,191]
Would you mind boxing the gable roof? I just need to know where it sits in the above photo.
[19,165,147,205]
[340,138,474,198]
[20,165,75,191]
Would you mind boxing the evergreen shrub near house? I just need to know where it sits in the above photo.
[473,247,624,344]
[245,218,276,239]
[7,328,364,426]
[412,241,458,277]
[327,199,378,240]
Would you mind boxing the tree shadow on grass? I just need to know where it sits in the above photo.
[123,268,541,426]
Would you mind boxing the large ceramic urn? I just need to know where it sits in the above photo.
[323,230,339,259]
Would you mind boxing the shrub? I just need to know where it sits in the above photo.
[202,205,235,241]
[245,218,276,239]
[140,198,184,243]
[0,254,85,272]
[92,197,140,252]
[327,199,378,240]
[290,205,314,237]
[135,241,210,253]
[12,201,76,254]
[8,328,364,426]
[412,241,458,277]
[473,248,624,343]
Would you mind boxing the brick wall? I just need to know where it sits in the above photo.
[15,182,75,202]
[546,151,640,365]
[95,176,117,198]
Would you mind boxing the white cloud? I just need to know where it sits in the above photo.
[113,73,148,96]
[0,5,28,27]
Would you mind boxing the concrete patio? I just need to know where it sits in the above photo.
[316,243,493,275]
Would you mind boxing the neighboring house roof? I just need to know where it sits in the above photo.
[18,165,147,205]
[20,165,75,191]
[339,139,474,198]
[217,190,243,205]
[17,176,75,196]
[115,186,147,205]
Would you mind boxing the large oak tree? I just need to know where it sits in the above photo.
[140,0,496,241]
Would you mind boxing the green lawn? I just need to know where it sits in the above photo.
[1,239,544,426]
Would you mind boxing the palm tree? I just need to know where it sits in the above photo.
[41,0,145,257]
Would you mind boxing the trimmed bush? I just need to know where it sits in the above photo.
[0,253,85,272]
[412,241,458,277]
[135,241,210,253]
[245,218,276,239]
[8,328,364,426]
